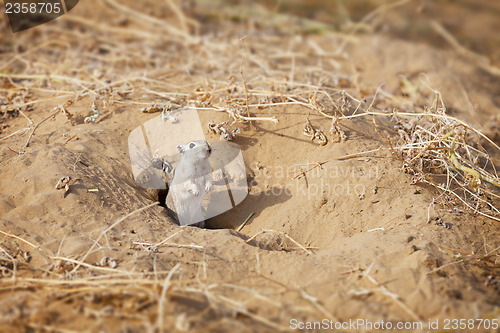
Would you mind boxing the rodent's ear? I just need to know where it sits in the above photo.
[177,145,185,153]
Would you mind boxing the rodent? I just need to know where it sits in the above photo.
[168,140,212,227]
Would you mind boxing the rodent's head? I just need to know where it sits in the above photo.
[177,140,212,160]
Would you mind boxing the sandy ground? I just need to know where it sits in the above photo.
[1,0,500,332]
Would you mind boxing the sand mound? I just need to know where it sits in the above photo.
[1,0,500,332]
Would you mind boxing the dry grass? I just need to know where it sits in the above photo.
[0,0,499,331]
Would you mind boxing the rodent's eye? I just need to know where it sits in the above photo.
[189,142,196,149]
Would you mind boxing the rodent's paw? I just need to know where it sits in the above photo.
[204,178,212,193]
[186,182,200,197]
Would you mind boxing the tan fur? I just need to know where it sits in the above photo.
[168,140,212,226]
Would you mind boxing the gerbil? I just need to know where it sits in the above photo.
[168,140,212,227]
